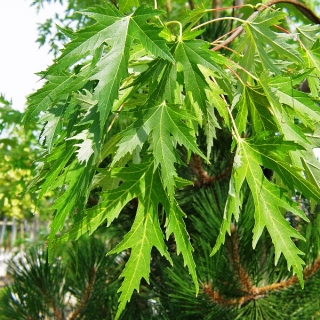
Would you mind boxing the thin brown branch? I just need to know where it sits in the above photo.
[256,256,320,295]
[166,0,172,13]
[68,266,97,320]
[188,0,195,10]
[203,256,320,307]
[226,230,253,293]
[212,0,320,51]
[212,0,222,18]
[190,154,233,187]
[35,276,64,320]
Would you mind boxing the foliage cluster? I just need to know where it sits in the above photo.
[5,0,320,318]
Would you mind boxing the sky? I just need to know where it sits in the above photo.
[0,0,66,111]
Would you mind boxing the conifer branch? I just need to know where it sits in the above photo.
[226,229,252,293]
[255,256,320,294]
[36,276,64,319]
[203,256,320,307]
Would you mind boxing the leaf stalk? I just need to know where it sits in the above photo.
[191,17,247,32]
[165,21,183,41]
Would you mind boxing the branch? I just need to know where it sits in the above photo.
[190,154,233,187]
[226,230,252,293]
[256,256,320,294]
[188,0,195,10]
[211,0,320,52]
[68,267,97,320]
[203,255,320,307]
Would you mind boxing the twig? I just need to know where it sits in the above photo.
[256,256,320,294]
[190,154,233,187]
[211,0,320,52]
[188,0,195,10]
[226,230,253,293]
[68,267,97,320]
[203,255,320,307]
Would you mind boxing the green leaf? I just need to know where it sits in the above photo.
[67,130,95,165]
[242,9,303,73]
[165,201,199,294]
[48,157,95,249]
[108,165,172,319]
[297,24,320,49]
[205,103,221,158]
[119,0,140,13]
[113,103,206,198]
[174,40,223,121]
[111,202,169,319]
[213,135,314,284]
[25,72,88,123]
[55,163,149,243]
[28,4,174,133]
[204,78,230,129]
[259,73,310,145]
[240,139,307,283]
[211,148,246,255]
[269,75,320,129]
[152,103,206,197]
[38,145,75,199]
[247,134,320,202]
[40,104,65,152]
[128,6,174,63]
[302,39,320,96]
[237,85,278,135]
[55,161,198,318]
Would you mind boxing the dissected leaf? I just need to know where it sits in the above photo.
[214,137,309,284]
[174,40,223,121]
[113,103,206,198]
[241,9,303,73]
[49,157,95,249]
[55,162,197,318]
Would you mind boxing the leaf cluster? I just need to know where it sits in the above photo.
[24,1,320,317]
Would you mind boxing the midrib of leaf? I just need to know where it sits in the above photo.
[305,49,320,74]
[245,86,276,134]
[90,18,131,131]
[153,105,176,198]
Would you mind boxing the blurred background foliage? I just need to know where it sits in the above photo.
[0,95,52,222]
